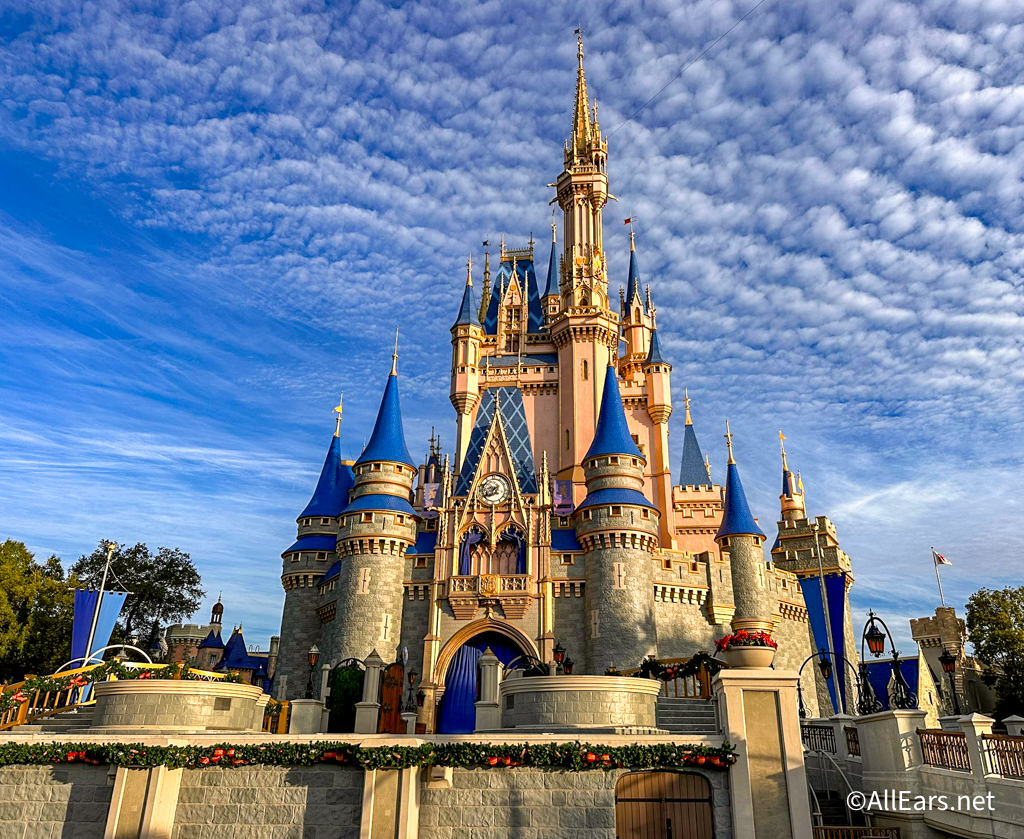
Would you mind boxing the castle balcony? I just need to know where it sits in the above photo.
[446,573,534,621]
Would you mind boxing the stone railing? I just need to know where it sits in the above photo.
[801,723,837,754]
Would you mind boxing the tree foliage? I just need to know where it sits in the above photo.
[70,542,204,642]
[966,585,1024,719]
[0,540,76,681]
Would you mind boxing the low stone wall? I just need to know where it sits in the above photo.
[0,765,112,839]
[419,766,732,839]
[92,680,269,731]
[173,765,363,839]
[500,676,662,730]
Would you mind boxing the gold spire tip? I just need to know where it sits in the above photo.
[684,388,692,425]
[391,327,399,376]
[724,419,735,465]
[629,227,635,251]
[466,253,473,286]
[333,392,344,437]
[779,429,788,470]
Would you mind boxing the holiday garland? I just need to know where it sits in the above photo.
[0,662,242,715]
[0,740,736,772]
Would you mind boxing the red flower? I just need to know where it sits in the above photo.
[199,757,210,765]
[226,749,235,757]
[66,752,76,762]
[487,757,499,766]
[585,752,596,763]
[213,749,224,757]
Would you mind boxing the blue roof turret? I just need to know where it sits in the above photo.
[198,629,224,650]
[300,436,354,518]
[678,390,711,486]
[453,258,480,328]
[645,327,667,366]
[585,365,643,461]
[355,366,415,468]
[625,239,643,309]
[543,228,559,298]
[716,422,765,539]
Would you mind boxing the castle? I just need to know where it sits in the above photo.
[275,37,858,732]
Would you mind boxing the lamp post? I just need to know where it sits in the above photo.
[305,645,320,699]
[552,640,566,674]
[403,668,419,713]
[796,648,862,719]
[562,655,574,675]
[938,648,961,715]
[859,610,916,713]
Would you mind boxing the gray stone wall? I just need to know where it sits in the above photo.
[418,766,731,839]
[502,686,657,729]
[654,600,720,660]
[276,584,325,700]
[0,765,112,839]
[725,536,775,629]
[172,766,362,839]
[91,687,263,732]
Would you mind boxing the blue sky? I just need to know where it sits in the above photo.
[1,0,1021,651]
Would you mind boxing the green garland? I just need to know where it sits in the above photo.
[0,662,242,715]
[0,740,736,772]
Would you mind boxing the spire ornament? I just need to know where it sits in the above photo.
[684,388,693,425]
[724,419,735,465]
[333,392,344,438]
[779,429,788,471]
[391,327,399,376]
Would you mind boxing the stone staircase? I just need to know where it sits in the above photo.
[7,707,96,735]
[655,697,718,735]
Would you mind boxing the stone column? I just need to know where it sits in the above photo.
[320,663,333,732]
[713,668,812,839]
[289,699,325,734]
[854,707,927,834]
[354,650,385,734]
[475,648,501,732]
[939,714,961,732]
[830,713,855,759]
[1004,715,1024,737]
[959,713,995,778]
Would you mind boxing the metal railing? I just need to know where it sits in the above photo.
[802,724,837,754]
[982,733,1024,779]
[813,828,901,839]
[918,729,971,772]
[845,726,861,757]
[618,655,713,699]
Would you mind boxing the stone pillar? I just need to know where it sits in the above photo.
[939,714,961,732]
[830,713,855,759]
[713,668,812,839]
[320,663,333,732]
[959,713,995,778]
[354,650,385,735]
[1004,715,1024,737]
[104,766,182,839]
[855,707,927,834]
[475,648,501,732]
[289,699,325,734]
[401,710,418,735]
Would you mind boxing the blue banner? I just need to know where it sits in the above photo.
[71,589,128,665]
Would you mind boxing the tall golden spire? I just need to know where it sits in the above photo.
[571,30,592,151]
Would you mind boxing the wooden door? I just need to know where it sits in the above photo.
[616,771,715,839]
[377,662,405,734]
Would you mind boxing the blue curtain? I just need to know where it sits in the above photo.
[436,632,525,734]
[501,529,526,574]
[458,530,484,575]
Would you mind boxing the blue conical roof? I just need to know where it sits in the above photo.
[543,237,559,297]
[679,424,710,486]
[717,461,765,539]
[356,373,415,467]
[300,436,354,518]
[198,629,224,650]
[453,277,479,328]
[585,365,643,461]
[524,259,544,332]
[645,327,667,365]
[782,467,795,495]
[626,248,643,308]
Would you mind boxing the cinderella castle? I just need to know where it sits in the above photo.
[275,37,859,733]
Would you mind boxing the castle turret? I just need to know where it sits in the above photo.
[210,594,224,626]
[276,396,353,698]
[779,432,806,523]
[542,222,559,324]
[715,422,773,632]
[678,390,711,487]
[333,350,419,664]
[644,319,674,549]
[575,364,660,673]
[620,232,653,372]
[451,258,482,472]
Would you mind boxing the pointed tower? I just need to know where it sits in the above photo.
[643,317,675,548]
[715,422,774,633]
[332,351,420,665]
[276,397,354,698]
[451,257,483,473]
[778,433,806,524]
[619,231,654,376]
[550,34,620,484]
[543,221,560,324]
[678,391,711,487]
[574,365,660,673]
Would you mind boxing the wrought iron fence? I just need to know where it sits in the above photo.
[917,729,971,772]
[802,724,837,753]
[982,733,1024,779]
[813,828,901,839]
[845,725,861,757]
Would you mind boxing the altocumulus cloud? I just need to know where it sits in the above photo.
[0,0,1021,646]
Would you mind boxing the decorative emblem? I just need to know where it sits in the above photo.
[479,474,511,505]
[480,574,499,595]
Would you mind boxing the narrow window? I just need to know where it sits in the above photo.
[565,429,570,450]
[582,360,589,380]
[362,512,373,523]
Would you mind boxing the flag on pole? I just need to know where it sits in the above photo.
[932,548,952,567]
[623,218,632,225]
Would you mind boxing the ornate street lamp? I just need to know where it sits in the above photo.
[552,641,566,666]
[562,655,574,675]
[403,668,420,713]
[938,648,961,715]
[796,648,862,719]
[817,649,833,682]
[859,610,916,712]
[305,645,320,699]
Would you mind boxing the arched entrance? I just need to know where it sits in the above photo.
[615,771,715,839]
[435,630,527,734]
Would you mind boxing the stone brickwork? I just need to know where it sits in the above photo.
[172,766,362,839]
[653,599,719,660]
[0,765,112,839]
[723,536,774,631]
[275,584,324,700]
[418,766,731,839]
[500,679,659,729]
[91,681,267,732]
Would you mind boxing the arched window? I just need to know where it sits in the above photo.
[615,771,714,839]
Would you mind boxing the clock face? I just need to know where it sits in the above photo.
[479,474,511,505]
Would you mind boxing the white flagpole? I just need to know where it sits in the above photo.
[84,541,117,666]
[932,548,946,608]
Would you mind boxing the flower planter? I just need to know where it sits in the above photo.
[722,646,776,669]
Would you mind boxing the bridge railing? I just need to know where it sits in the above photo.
[917,728,971,772]
[982,733,1024,779]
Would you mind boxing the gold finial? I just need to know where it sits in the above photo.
[779,429,788,471]
[466,253,473,286]
[684,388,692,425]
[629,227,635,251]
[333,392,344,437]
[575,25,585,67]
[724,419,735,465]
[105,541,117,560]
[551,214,557,242]
[704,453,712,481]
[391,326,399,375]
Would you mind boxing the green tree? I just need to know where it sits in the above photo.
[0,540,76,681]
[71,542,204,643]
[966,586,1024,719]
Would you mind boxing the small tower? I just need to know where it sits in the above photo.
[619,231,654,377]
[210,594,224,627]
[451,257,483,472]
[778,433,806,524]
[276,395,353,699]
[542,221,560,324]
[575,365,660,673]
[715,422,774,632]
[333,347,419,664]
[643,316,675,549]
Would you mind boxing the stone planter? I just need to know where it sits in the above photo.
[498,675,663,732]
[91,679,269,731]
[722,646,776,669]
